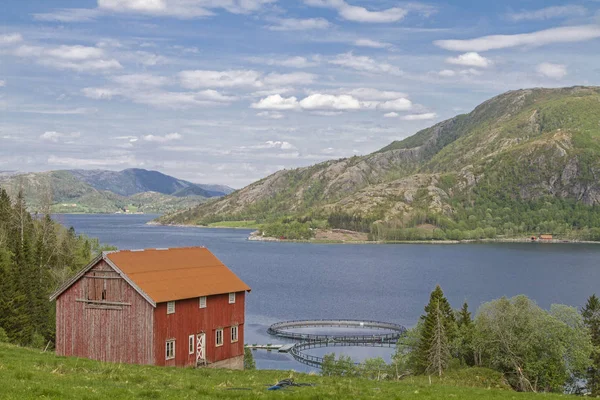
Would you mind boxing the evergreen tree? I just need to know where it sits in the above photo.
[582,294,600,396]
[414,285,456,374]
[456,302,475,366]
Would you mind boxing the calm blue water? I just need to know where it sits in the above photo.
[53,214,600,371]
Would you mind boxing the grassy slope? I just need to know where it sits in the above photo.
[0,344,570,400]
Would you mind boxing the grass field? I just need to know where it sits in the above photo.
[0,343,574,399]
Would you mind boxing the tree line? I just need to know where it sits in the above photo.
[322,286,600,395]
[0,189,112,347]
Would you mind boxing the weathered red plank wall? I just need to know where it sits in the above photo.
[153,292,245,367]
[55,260,154,364]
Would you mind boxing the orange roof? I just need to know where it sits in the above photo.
[105,247,250,303]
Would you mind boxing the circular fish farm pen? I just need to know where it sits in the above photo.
[266,319,407,368]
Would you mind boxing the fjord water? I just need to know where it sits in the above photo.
[54,214,600,371]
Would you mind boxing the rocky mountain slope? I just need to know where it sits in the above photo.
[0,168,234,214]
[158,87,600,240]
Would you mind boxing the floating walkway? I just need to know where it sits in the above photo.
[248,319,407,367]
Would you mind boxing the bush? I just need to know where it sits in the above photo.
[0,327,9,343]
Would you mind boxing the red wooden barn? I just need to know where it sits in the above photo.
[50,247,251,369]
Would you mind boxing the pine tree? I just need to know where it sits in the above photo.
[456,302,475,366]
[582,294,600,396]
[414,285,456,375]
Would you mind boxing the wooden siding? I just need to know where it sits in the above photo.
[153,292,245,367]
[55,260,154,365]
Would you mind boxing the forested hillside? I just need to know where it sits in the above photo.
[158,87,600,241]
[0,189,111,347]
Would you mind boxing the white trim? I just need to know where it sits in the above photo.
[189,335,195,354]
[166,339,175,360]
[228,292,236,304]
[216,328,223,347]
[231,325,239,343]
[167,301,175,314]
[199,296,207,309]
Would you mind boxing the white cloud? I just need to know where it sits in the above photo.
[259,141,296,150]
[435,25,600,52]
[377,98,412,111]
[248,56,319,68]
[354,38,392,48]
[179,69,262,89]
[82,87,119,99]
[12,43,122,73]
[0,33,23,45]
[256,111,284,119]
[40,131,81,142]
[143,132,182,143]
[330,52,402,75]
[48,154,138,167]
[267,17,331,31]
[46,45,104,60]
[508,5,587,22]
[459,68,482,76]
[446,52,492,68]
[111,73,170,88]
[536,62,567,79]
[299,94,361,110]
[383,112,399,118]
[304,0,407,23]
[98,0,276,18]
[33,8,102,22]
[263,72,316,86]
[332,88,408,100]
[438,69,456,77]
[251,94,299,110]
[401,112,437,120]
[0,80,5,87]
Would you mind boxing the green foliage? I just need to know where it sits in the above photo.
[243,348,256,370]
[0,327,8,343]
[582,294,600,396]
[413,286,456,376]
[321,354,357,377]
[261,219,314,240]
[0,188,102,347]
[474,296,592,393]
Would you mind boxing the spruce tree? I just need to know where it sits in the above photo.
[415,285,456,375]
[582,294,600,396]
[456,302,475,366]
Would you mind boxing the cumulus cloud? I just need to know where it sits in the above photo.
[383,112,399,118]
[536,62,567,79]
[354,38,392,48]
[508,5,587,22]
[377,98,413,111]
[267,17,331,31]
[143,133,182,143]
[438,69,456,77]
[339,88,407,100]
[40,131,81,142]
[110,73,170,88]
[251,94,299,110]
[435,25,600,52]
[446,52,492,68]
[330,52,402,75]
[263,72,316,86]
[401,112,437,120]
[304,0,407,23]
[299,94,361,110]
[97,0,276,18]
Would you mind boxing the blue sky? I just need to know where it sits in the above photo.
[1,0,599,187]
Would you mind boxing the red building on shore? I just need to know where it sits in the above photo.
[50,247,251,369]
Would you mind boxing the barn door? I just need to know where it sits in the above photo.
[196,333,206,365]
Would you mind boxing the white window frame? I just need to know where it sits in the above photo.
[167,301,175,314]
[189,335,195,354]
[228,292,236,304]
[216,328,223,347]
[199,296,207,309]
[231,325,238,343]
[166,340,175,360]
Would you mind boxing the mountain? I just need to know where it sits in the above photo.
[157,86,600,241]
[0,168,234,214]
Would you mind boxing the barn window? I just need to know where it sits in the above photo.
[199,296,207,309]
[189,335,195,354]
[166,340,175,360]
[231,326,238,343]
[216,329,223,347]
[228,292,236,304]
[167,301,175,314]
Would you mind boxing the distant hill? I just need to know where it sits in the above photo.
[0,168,234,214]
[157,86,600,241]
